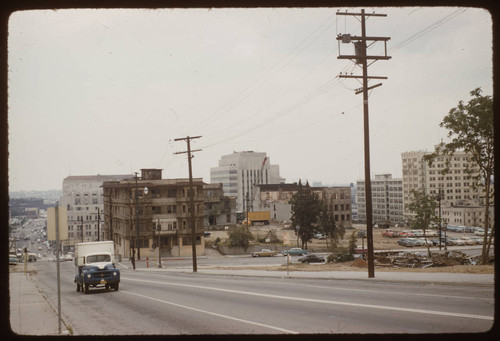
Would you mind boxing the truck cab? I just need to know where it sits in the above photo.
[74,241,120,294]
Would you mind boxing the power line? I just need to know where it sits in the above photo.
[200,77,342,149]
[161,8,469,162]
[188,13,338,134]
[390,8,468,54]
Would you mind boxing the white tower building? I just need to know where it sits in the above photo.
[210,151,281,212]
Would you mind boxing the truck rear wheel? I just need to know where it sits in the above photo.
[76,283,80,292]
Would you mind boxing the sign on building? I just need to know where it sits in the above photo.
[47,206,68,241]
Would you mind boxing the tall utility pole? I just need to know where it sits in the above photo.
[134,172,140,260]
[174,135,202,273]
[336,9,391,278]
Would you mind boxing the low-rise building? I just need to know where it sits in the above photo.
[203,183,237,227]
[253,183,352,227]
[102,169,236,259]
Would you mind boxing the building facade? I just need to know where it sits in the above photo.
[254,183,353,227]
[210,151,282,212]
[60,174,132,249]
[102,169,208,259]
[356,174,404,226]
[401,150,482,224]
[203,183,237,227]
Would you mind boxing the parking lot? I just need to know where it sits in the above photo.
[205,223,494,253]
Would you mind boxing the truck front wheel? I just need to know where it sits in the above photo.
[76,283,81,292]
[114,283,119,291]
[84,284,89,294]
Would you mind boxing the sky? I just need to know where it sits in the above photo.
[7,7,493,192]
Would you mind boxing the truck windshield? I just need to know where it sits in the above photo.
[87,254,111,263]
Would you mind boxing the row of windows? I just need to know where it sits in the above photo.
[68,231,99,238]
[67,205,100,211]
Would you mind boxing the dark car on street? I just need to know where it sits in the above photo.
[298,254,325,264]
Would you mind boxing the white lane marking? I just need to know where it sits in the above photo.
[121,290,298,334]
[123,277,493,321]
[255,280,494,301]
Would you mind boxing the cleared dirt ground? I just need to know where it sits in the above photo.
[205,223,495,274]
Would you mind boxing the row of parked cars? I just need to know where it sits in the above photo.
[382,229,439,238]
[250,248,326,263]
[397,235,486,247]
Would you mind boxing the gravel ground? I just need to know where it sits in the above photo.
[204,223,494,274]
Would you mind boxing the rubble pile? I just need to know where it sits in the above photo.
[374,250,490,268]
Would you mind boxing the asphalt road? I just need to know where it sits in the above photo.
[29,260,493,335]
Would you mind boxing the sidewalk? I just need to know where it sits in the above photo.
[131,265,495,286]
[9,267,68,336]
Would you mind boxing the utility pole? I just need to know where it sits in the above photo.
[336,9,391,278]
[174,135,202,273]
[134,172,140,260]
[97,209,101,242]
[438,188,442,251]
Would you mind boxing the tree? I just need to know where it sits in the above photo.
[423,88,494,264]
[289,180,321,249]
[227,226,254,249]
[406,189,439,257]
[318,200,345,251]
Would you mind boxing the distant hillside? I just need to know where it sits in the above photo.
[9,190,62,201]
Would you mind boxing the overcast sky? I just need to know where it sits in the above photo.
[8,7,493,192]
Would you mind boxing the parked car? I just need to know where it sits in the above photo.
[314,233,326,239]
[204,231,211,237]
[470,236,483,244]
[251,249,278,257]
[430,238,441,246]
[418,238,433,246]
[474,229,492,236]
[447,226,464,233]
[424,230,438,237]
[409,238,425,247]
[460,237,476,245]
[9,257,18,265]
[411,230,424,237]
[298,254,325,264]
[464,226,476,233]
[282,248,308,256]
[382,229,399,238]
[448,237,465,246]
[399,230,415,237]
[398,238,413,247]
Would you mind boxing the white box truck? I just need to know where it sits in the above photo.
[74,241,120,294]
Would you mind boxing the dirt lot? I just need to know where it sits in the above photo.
[205,223,495,274]
[206,223,433,251]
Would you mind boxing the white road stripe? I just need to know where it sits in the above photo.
[121,290,298,334]
[123,277,494,321]
[255,280,494,301]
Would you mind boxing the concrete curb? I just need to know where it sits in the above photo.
[132,267,494,286]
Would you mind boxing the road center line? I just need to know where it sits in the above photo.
[255,280,494,301]
[123,277,493,321]
[121,290,298,334]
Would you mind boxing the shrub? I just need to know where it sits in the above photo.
[227,226,254,249]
